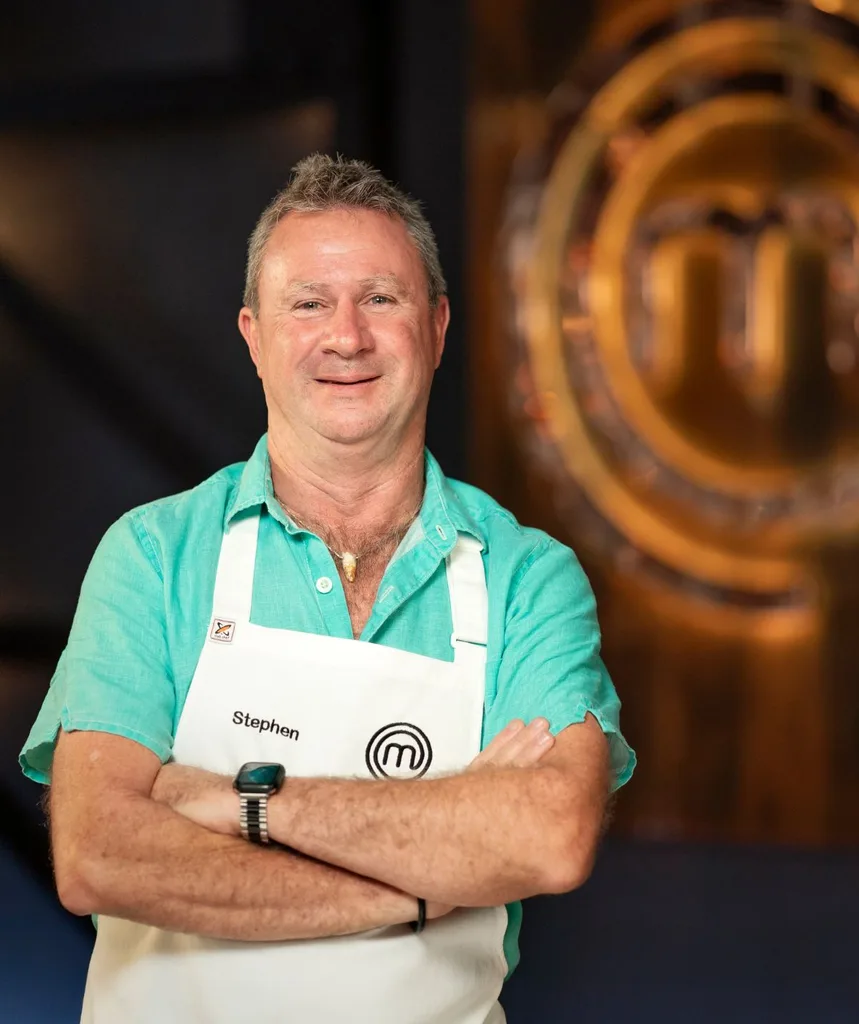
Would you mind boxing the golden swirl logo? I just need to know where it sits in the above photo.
[504,1,859,609]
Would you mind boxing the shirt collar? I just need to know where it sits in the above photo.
[420,450,485,555]
[226,435,486,550]
[225,434,278,525]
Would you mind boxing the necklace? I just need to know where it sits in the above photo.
[276,495,422,583]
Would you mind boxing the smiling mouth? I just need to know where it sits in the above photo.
[316,376,380,386]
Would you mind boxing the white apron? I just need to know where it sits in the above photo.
[81,511,508,1024]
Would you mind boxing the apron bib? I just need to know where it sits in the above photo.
[81,512,508,1024]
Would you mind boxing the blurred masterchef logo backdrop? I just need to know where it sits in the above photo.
[471,0,859,845]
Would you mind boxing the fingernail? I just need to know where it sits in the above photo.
[529,717,549,731]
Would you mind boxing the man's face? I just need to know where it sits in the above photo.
[239,207,449,453]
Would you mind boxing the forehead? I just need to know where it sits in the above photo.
[260,207,426,293]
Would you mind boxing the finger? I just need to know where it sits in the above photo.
[478,718,551,769]
[469,720,525,768]
[493,717,550,765]
[509,724,555,767]
[486,719,526,752]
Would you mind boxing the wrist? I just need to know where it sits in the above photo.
[382,888,424,928]
[222,784,242,837]
[263,778,306,846]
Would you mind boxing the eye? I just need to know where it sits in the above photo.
[368,294,394,306]
[296,300,322,311]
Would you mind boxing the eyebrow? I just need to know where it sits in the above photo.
[279,275,413,302]
[280,281,331,298]
[357,274,411,295]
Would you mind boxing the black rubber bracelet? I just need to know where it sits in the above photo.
[411,897,427,934]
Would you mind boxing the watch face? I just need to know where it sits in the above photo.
[234,762,285,794]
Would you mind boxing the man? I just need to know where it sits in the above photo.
[20,154,634,1023]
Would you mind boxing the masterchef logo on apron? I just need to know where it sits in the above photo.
[365,722,433,779]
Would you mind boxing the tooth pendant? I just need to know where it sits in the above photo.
[342,552,358,583]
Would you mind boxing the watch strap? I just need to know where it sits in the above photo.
[239,794,270,844]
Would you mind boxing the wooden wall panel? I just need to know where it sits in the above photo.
[469,0,859,848]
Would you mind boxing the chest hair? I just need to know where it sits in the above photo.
[334,540,402,638]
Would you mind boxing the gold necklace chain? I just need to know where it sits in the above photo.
[275,495,422,583]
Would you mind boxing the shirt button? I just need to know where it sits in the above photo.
[315,576,334,594]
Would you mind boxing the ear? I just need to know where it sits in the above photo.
[431,296,451,369]
[238,307,263,378]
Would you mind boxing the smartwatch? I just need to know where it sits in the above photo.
[233,762,286,844]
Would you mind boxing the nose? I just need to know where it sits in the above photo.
[322,300,374,359]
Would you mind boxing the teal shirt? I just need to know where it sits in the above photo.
[20,435,635,974]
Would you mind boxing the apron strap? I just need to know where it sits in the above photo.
[210,511,261,625]
[446,536,488,674]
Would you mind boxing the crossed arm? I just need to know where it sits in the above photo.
[50,715,609,941]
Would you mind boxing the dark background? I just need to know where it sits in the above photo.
[1,2,857,1022]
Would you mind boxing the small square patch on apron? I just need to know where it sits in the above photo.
[209,617,236,642]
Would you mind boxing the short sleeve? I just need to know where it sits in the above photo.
[19,512,176,783]
[485,538,635,791]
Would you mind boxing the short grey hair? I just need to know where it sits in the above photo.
[243,153,447,313]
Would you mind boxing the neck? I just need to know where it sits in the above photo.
[267,426,426,538]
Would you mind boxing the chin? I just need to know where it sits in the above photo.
[315,417,384,446]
